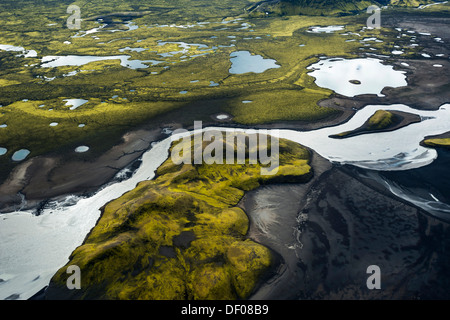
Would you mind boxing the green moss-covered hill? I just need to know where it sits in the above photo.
[329,109,421,139]
[45,133,312,300]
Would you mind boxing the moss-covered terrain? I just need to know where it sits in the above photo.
[422,131,450,149]
[45,133,312,300]
[329,109,421,139]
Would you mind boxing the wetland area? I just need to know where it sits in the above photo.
[0,0,450,301]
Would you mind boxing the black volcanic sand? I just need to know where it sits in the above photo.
[245,161,450,300]
[425,131,450,140]
[329,110,421,139]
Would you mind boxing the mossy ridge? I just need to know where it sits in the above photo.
[329,109,422,139]
[47,134,312,300]
[0,2,422,170]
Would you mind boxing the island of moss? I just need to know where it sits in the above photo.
[421,131,450,149]
[329,109,421,139]
[45,132,312,300]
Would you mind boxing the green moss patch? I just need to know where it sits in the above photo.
[423,138,450,149]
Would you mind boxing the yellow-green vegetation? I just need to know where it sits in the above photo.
[47,134,312,299]
[330,109,406,138]
[423,138,450,148]
[366,110,396,130]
